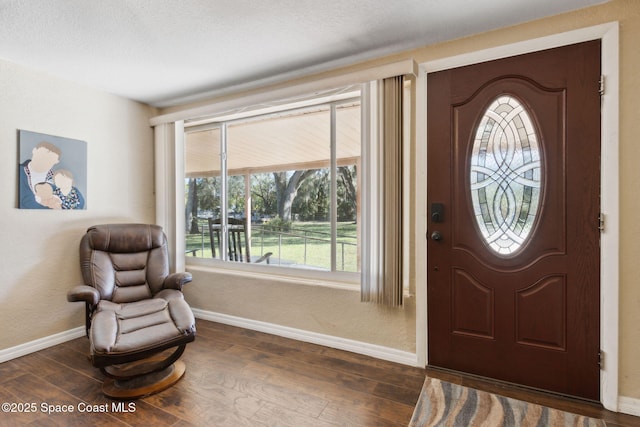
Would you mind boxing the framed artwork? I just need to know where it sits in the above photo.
[18,130,87,210]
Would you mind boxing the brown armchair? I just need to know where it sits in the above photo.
[67,224,196,399]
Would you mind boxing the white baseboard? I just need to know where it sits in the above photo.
[0,311,418,368]
[618,396,640,417]
[0,327,85,364]
[192,308,419,367]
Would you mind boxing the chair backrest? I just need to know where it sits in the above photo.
[80,224,170,303]
[208,217,250,262]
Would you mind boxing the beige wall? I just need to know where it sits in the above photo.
[186,268,416,351]
[163,0,640,399]
[1,0,637,404]
[0,60,156,349]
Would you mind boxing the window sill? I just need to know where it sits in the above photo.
[185,256,360,291]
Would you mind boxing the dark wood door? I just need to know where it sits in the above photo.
[426,41,601,400]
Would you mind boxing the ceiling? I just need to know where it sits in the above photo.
[0,0,608,108]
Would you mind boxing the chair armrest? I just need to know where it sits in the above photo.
[67,285,100,306]
[164,272,192,291]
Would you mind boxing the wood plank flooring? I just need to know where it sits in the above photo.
[0,320,423,426]
[0,319,638,426]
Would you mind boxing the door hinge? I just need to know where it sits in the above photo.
[599,75,605,96]
[598,349,604,370]
[598,213,605,232]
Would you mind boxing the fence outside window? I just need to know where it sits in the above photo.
[186,218,358,272]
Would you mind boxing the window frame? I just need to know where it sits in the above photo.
[153,60,416,289]
[182,90,363,284]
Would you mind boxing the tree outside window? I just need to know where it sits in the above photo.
[184,97,360,273]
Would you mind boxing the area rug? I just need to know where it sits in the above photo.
[409,378,606,426]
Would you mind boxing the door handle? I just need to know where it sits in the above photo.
[431,231,442,241]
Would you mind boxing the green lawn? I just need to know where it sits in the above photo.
[186,221,358,272]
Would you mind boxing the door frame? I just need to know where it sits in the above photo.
[415,22,619,411]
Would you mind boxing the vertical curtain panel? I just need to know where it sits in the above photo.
[361,76,404,307]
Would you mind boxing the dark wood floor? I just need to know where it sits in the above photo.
[0,319,638,426]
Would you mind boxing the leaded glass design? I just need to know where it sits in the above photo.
[470,95,541,255]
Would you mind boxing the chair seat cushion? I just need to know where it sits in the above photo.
[90,293,195,365]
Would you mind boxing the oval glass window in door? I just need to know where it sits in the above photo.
[470,95,542,255]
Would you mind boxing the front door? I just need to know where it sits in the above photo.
[426,41,601,400]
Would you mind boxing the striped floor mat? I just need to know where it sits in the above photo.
[409,378,606,426]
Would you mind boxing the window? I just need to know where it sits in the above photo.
[184,93,361,275]
[153,62,414,302]
[470,95,541,255]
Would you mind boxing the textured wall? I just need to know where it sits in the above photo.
[0,60,156,349]
[186,267,416,352]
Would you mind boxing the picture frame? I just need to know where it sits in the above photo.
[18,129,87,210]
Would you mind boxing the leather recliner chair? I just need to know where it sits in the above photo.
[67,223,196,399]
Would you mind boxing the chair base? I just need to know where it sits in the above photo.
[102,360,186,400]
